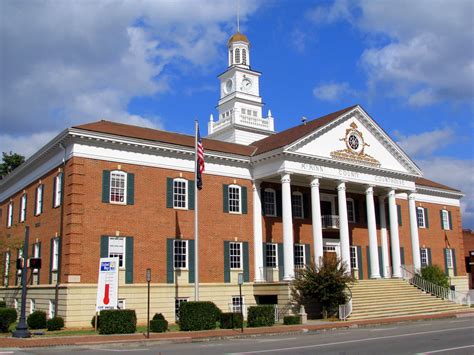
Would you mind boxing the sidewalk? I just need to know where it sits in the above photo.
[1,310,473,349]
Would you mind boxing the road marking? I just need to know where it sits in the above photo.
[418,344,474,354]
[369,327,398,332]
[228,326,474,354]
[96,349,149,352]
[449,319,473,323]
[259,337,297,343]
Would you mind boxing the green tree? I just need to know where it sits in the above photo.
[418,265,449,288]
[0,151,25,179]
[291,255,354,319]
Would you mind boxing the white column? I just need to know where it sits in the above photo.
[366,186,380,278]
[378,196,390,278]
[388,190,402,278]
[281,173,295,280]
[408,192,422,272]
[310,177,323,265]
[337,181,351,273]
[252,181,264,282]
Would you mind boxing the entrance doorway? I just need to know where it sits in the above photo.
[323,240,341,262]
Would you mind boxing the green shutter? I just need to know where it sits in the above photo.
[443,248,448,275]
[34,187,38,216]
[37,242,41,284]
[260,188,265,216]
[304,244,310,266]
[378,247,383,276]
[167,239,174,283]
[276,190,282,217]
[100,236,109,258]
[52,177,57,208]
[424,208,429,228]
[303,194,310,220]
[166,178,173,208]
[440,210,444,229]
[427,248,432,265]
[243,242,249,282]
[40,185,44,214]
[59,172,64,206]
[262,242,267,267]
[357,246,363,280]
[188,181,195,210]
[49,238,54,284]
[278,243,284,281]
[224,241,230,283]
[452,249,457,276]
[223,185,229,213]
[448,211,453,230]
[241,187,248,214]
[125,237,133,284]
[397,204,402,226]
[126,173,135,205]
[355,200,360,223]
[102,171,110,203]
[366,246,371,279]
[188,240,195,283]
[400,247,405,266]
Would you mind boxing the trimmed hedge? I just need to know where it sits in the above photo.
[0,300,6,308]
[99,309,137,334]
[46,317,64,331]
[220,312,243,329]
[283,315,300,325]
[247,306,274,327]
[150,313,168,333]
[27,310,47,329]
[179,301,221,331]
[0,308,17,332]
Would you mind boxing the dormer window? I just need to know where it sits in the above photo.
[235,48,240,64]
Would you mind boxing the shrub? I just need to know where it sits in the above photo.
[99,310,137,335]
[220,312,243,329]
[283,315,300,325]
[179,302,221,331]
[247,305,275,327]
[46,317,64,331]
[0,308,17,332]
[27,310,47,329]
[418,265,450,288]
[149,313,168,333]
[91,315,100,329]
[0,300,6,308]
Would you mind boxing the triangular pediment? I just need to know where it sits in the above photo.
[286,106,422,176]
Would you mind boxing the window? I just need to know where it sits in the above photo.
[20,194,27,222]
[7,202,13,228]
[14,299,19,311]
[445,248,453,269]
[242,48,247,65]
[118,299,126,310]
[52,238,59,271]
[33,243,40,274]
[30,299,35,314]
[292,192,304,219]
[441,210,450,230]
[35,184,43,215]
[110,171,127,204]
[417,207,426,228]
[49,300,55,319]
[228,185,241,213]
[265,243,277,268]
[53,173,62,208]
[3,251,10,286]
[235,48,240,63]
[17,249,23,280]
[232,296,244,313]
[229,242,242,269]
[108,237,125,268]
[347,198,355,223]
[350,246,358,270]
[173,240,188,269]
[420,248,428,267]
[175,297,188,320]
[294,244,305,269]
[173,178,188,209]
[264,188,276,217]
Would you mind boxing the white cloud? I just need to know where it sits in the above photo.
[313,82,354,102]
[0,132,59,159]
[394,128,455,157]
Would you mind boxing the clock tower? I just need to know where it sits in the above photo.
[208,32,275,145]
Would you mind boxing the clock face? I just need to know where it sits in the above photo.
[241,77,252,92]
[348,134,359,150]
[225,79,233,94]
[346,131,363,153]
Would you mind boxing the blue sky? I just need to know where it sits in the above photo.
[1,0,473,227]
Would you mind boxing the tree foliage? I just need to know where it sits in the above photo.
[291,255,354,318]
[418,265,449,288]
[0,151,25,179]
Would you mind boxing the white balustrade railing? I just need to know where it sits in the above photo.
[209,111,274,134]
[321,215,340,229]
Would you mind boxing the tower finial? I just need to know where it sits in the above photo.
[237,0,240,33]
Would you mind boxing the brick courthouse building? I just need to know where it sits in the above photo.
[0,32,467,327]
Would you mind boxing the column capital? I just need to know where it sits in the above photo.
[387,189,396,197]
[408,193,416,201]
[310,176,320,188]
[365,185,375,194]
[252,180,261,191]
[281,173,291,184]
[337,181,346,191]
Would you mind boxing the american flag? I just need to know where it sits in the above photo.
[196,125,205,190]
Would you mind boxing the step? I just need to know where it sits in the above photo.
[352,301,465,314]
[352,298,456,309]
[350,303,467,317]
[349,308,468,320]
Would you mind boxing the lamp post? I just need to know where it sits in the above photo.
[13,226,31,338]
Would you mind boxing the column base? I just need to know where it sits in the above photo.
[369,274,381,279]
[283,275,294,281]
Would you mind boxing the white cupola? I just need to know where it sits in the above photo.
[227,32,250,69]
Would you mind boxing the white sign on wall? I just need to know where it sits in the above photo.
[96,257,119,311]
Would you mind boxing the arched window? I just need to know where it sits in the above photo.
[229,49,233,65]
[242,48,247,65]
[235,48,240,64]
[292,191,304,219]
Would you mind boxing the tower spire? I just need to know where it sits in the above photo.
[237,0,240,33]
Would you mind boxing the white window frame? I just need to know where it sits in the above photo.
[173,239,188,270]
[346,198,355,223]
[49,299,55,319]
[52,238,60,272]
[175,297,188,320]
[292,192,304,219]
[4,251,10,286]
[420,248,428,267]
[30,299,35,314]
[118,299,126,310]
[350,246,358,270]
[53,173,62,208]
[264,188,276,217]
[7,202,13,228]
[445,248,453,269]
[109,170,127,205]
[229,242,242,270]
[265,243,278,268]
[173,178,188,210]
[108,237,125,269]
[14,299,19,311]
[228,185,242,214]
[231,295,244,313]
[20,194,27,222]
[417,207,426,228]
[294,244,305,269]
[442,210,450,230]
[33,243,40,274]
[35,184,43,215]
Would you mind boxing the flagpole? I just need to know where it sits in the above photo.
[194,119,199,301]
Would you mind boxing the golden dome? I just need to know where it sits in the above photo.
[227,32,250,46]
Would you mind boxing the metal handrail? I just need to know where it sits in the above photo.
[401,265,471,307]
[338,284,353,321]
[275,302,293,323]
[321,215,340,229]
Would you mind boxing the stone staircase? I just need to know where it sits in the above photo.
[348,279,470,320]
